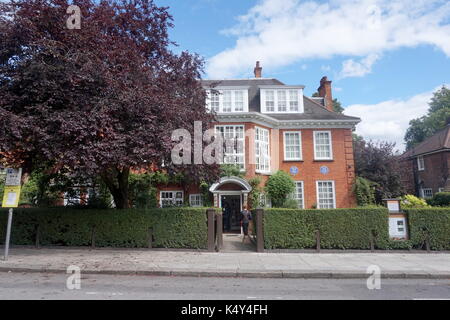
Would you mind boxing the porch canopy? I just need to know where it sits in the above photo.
[209,176,252,193]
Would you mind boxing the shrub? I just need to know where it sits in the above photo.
[282,199,299,209]
[265,171,295,207]
[0,207,208,249]
[406,208,450,250]
[400,195,430,209]
[353,177,376,206]
[248,176,262,209]
[220,164,245,178]
[428,192,450,207]
[263,208,390,249]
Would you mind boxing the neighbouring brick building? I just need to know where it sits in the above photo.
[401,123,450,199]
[158,62,361,228]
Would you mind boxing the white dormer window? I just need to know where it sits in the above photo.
[289,90,299,111]
[205,88,249,113]
[277,90,287,112]
[265,90,275,112]
[260,87,304,113]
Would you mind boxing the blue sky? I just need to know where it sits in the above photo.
[156,0,450,151]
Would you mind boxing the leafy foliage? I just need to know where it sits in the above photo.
[281,199,299,209]
[427,192,450,207]
[353,136,407,202]
[405,86,450,149]
[0,207,208,249]
[353,176,376,206]
[128,173,158,209]
[406,208,450,250]
[219,164,245,178]
[263,208,390,249]
[265,171,295,207]
[400,195,430,209]
[0,0,219,208]
[247,176,262,209]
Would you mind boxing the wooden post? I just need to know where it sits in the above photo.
[207,209,215,252]
[425,233,431,252]
[216,211,223,251]
[370,232,375,252]
[148,228,153,249]
[255,209,264,253]
[316,230,321,252]
[35,225,40,249]
[91,226,96,249]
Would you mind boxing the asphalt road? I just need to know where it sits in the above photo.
[0,272,449,300]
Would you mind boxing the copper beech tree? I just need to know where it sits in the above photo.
[0,0,219,208]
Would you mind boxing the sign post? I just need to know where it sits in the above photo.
[2,168,22,261]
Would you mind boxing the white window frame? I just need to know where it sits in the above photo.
[206,89,249,113]
[313,131,333,160]
[63,188,81,206]
[259,193,272,208]
[283,131,302,161]
[215,125,245,171]
[255,126,270,173]
[389,217,407,239]
[417,156,425,171]
[292,181,305,209]
[160,191,184,207]
[189,194,203,207]
[420,188,433,199]
[438,188,445,193]
[260,88,304,113]
[316,181,336,209]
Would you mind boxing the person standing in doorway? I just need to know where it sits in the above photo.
[240,205,252,243]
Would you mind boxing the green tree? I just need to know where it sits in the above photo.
[247,176,262,209]
[353,176,377,206]
[265,171,295,207]
[354,137,407,203]
[405,86,450,149]
[219,164,246,178]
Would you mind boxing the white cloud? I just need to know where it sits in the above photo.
[344,87,446,151]
[207,0,450,78]
[339,53,380,79]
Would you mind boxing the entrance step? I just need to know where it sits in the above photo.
[221,233,255,252]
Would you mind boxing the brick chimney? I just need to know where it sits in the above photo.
[317,76,333,112]
[254,61,262,78]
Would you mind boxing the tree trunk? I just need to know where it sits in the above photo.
[101,167,131,209]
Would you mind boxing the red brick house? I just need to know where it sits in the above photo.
[157,62,360,222]
[401,124,450,199]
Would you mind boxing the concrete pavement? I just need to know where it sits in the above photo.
[1,247,449,279]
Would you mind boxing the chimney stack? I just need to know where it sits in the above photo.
[254,61,262,78]
[317,76,333,112]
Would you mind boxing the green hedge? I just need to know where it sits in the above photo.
[263,208,390,249]
[0,208,207,249]
[406,208,450,250]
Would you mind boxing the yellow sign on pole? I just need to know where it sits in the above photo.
[2,186,21,208]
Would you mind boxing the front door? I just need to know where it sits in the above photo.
[221,195,241,233]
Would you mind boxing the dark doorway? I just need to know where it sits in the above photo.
[221,195,241,233]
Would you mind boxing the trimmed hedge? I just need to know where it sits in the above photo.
[0,208,207,249]
[263,208,390,250]
[406,208,450,251]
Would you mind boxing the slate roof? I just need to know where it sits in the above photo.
[201,78,360,122]
[402,125,450,158]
